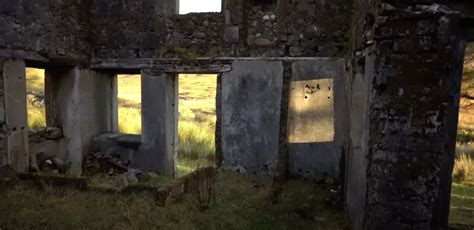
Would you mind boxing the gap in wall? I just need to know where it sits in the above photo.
[177,73,217,175]
[26,67,46,131]
[179,0,221,14]
[451,42,474,227]
[117,74,142,134]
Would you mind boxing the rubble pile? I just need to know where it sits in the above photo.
[83,151,130,176]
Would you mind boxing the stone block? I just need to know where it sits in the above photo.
[224,26,239,44]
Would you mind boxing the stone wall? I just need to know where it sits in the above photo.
[91,0,351,59]
[0,0,91,63]
[364,3,464,229]
[0,59,6,167]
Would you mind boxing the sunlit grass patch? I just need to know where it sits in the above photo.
[453,149,474,184]
[178,120,215,161]
[118,107,142,135]
[117,75,142,134]
[26,67,46,130]
[27,105,46,130]
[178,74,217,165]
[26,68,45,93]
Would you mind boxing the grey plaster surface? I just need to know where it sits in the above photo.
[3,60,28,172]
[220,60,283,173]
[135,70,177,176]
[47,68,116,176]
[345,54,373,230]
[288,59,347,179]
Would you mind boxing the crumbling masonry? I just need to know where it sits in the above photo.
[0,0,473,229]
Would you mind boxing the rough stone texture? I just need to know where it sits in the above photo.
[0,59,6,167]
[0,0,471,229]
[91,133,141,163]
[91,0,350,59]
[0,0,91,62]
[221,61,283,173]
[364,5,464,229]
[28,127,67,166]
[288,59,348,180]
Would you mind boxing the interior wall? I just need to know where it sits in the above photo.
[2,60,28,172]
[288,59,347,179]
[46,67,117,176]
[220,60,283,173]
[135,69,178,176]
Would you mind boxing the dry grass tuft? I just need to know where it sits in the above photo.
[453,148,474,184]
[26,68,46,130]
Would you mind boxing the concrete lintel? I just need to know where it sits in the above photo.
[90,59,154,71]
[156,64,232,73]
[90,57,345,71]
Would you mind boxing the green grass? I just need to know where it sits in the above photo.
[117,75,142,134]
[450,183,474,228]
[26,68,46,130]
[116,74,217,165]
[0,172,346,229]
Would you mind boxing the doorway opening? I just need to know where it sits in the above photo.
[117,74,142,134]
[451,42,474,227]
[25,67,46,131]
[177,73,218,175]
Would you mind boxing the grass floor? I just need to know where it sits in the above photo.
[0,172,346,230]
[450,183,474,227]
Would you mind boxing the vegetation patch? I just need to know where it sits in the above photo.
[0,172,346,229]
[450,183,474,228]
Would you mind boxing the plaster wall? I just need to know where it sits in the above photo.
[288,59,347,179]
[135,70,178,176]
[46,68,116,176]
[2,60,28,172]
[220,60,283,173]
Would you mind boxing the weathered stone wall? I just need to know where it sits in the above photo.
[0,0,91,63]
[163,13,225,57]
[91,0,351,59]
[364,4,464,229]
[0,59,6,167]
[345,1,467,229]
[92,0,170,59]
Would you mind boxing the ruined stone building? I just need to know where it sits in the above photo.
[0,0,473,229]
